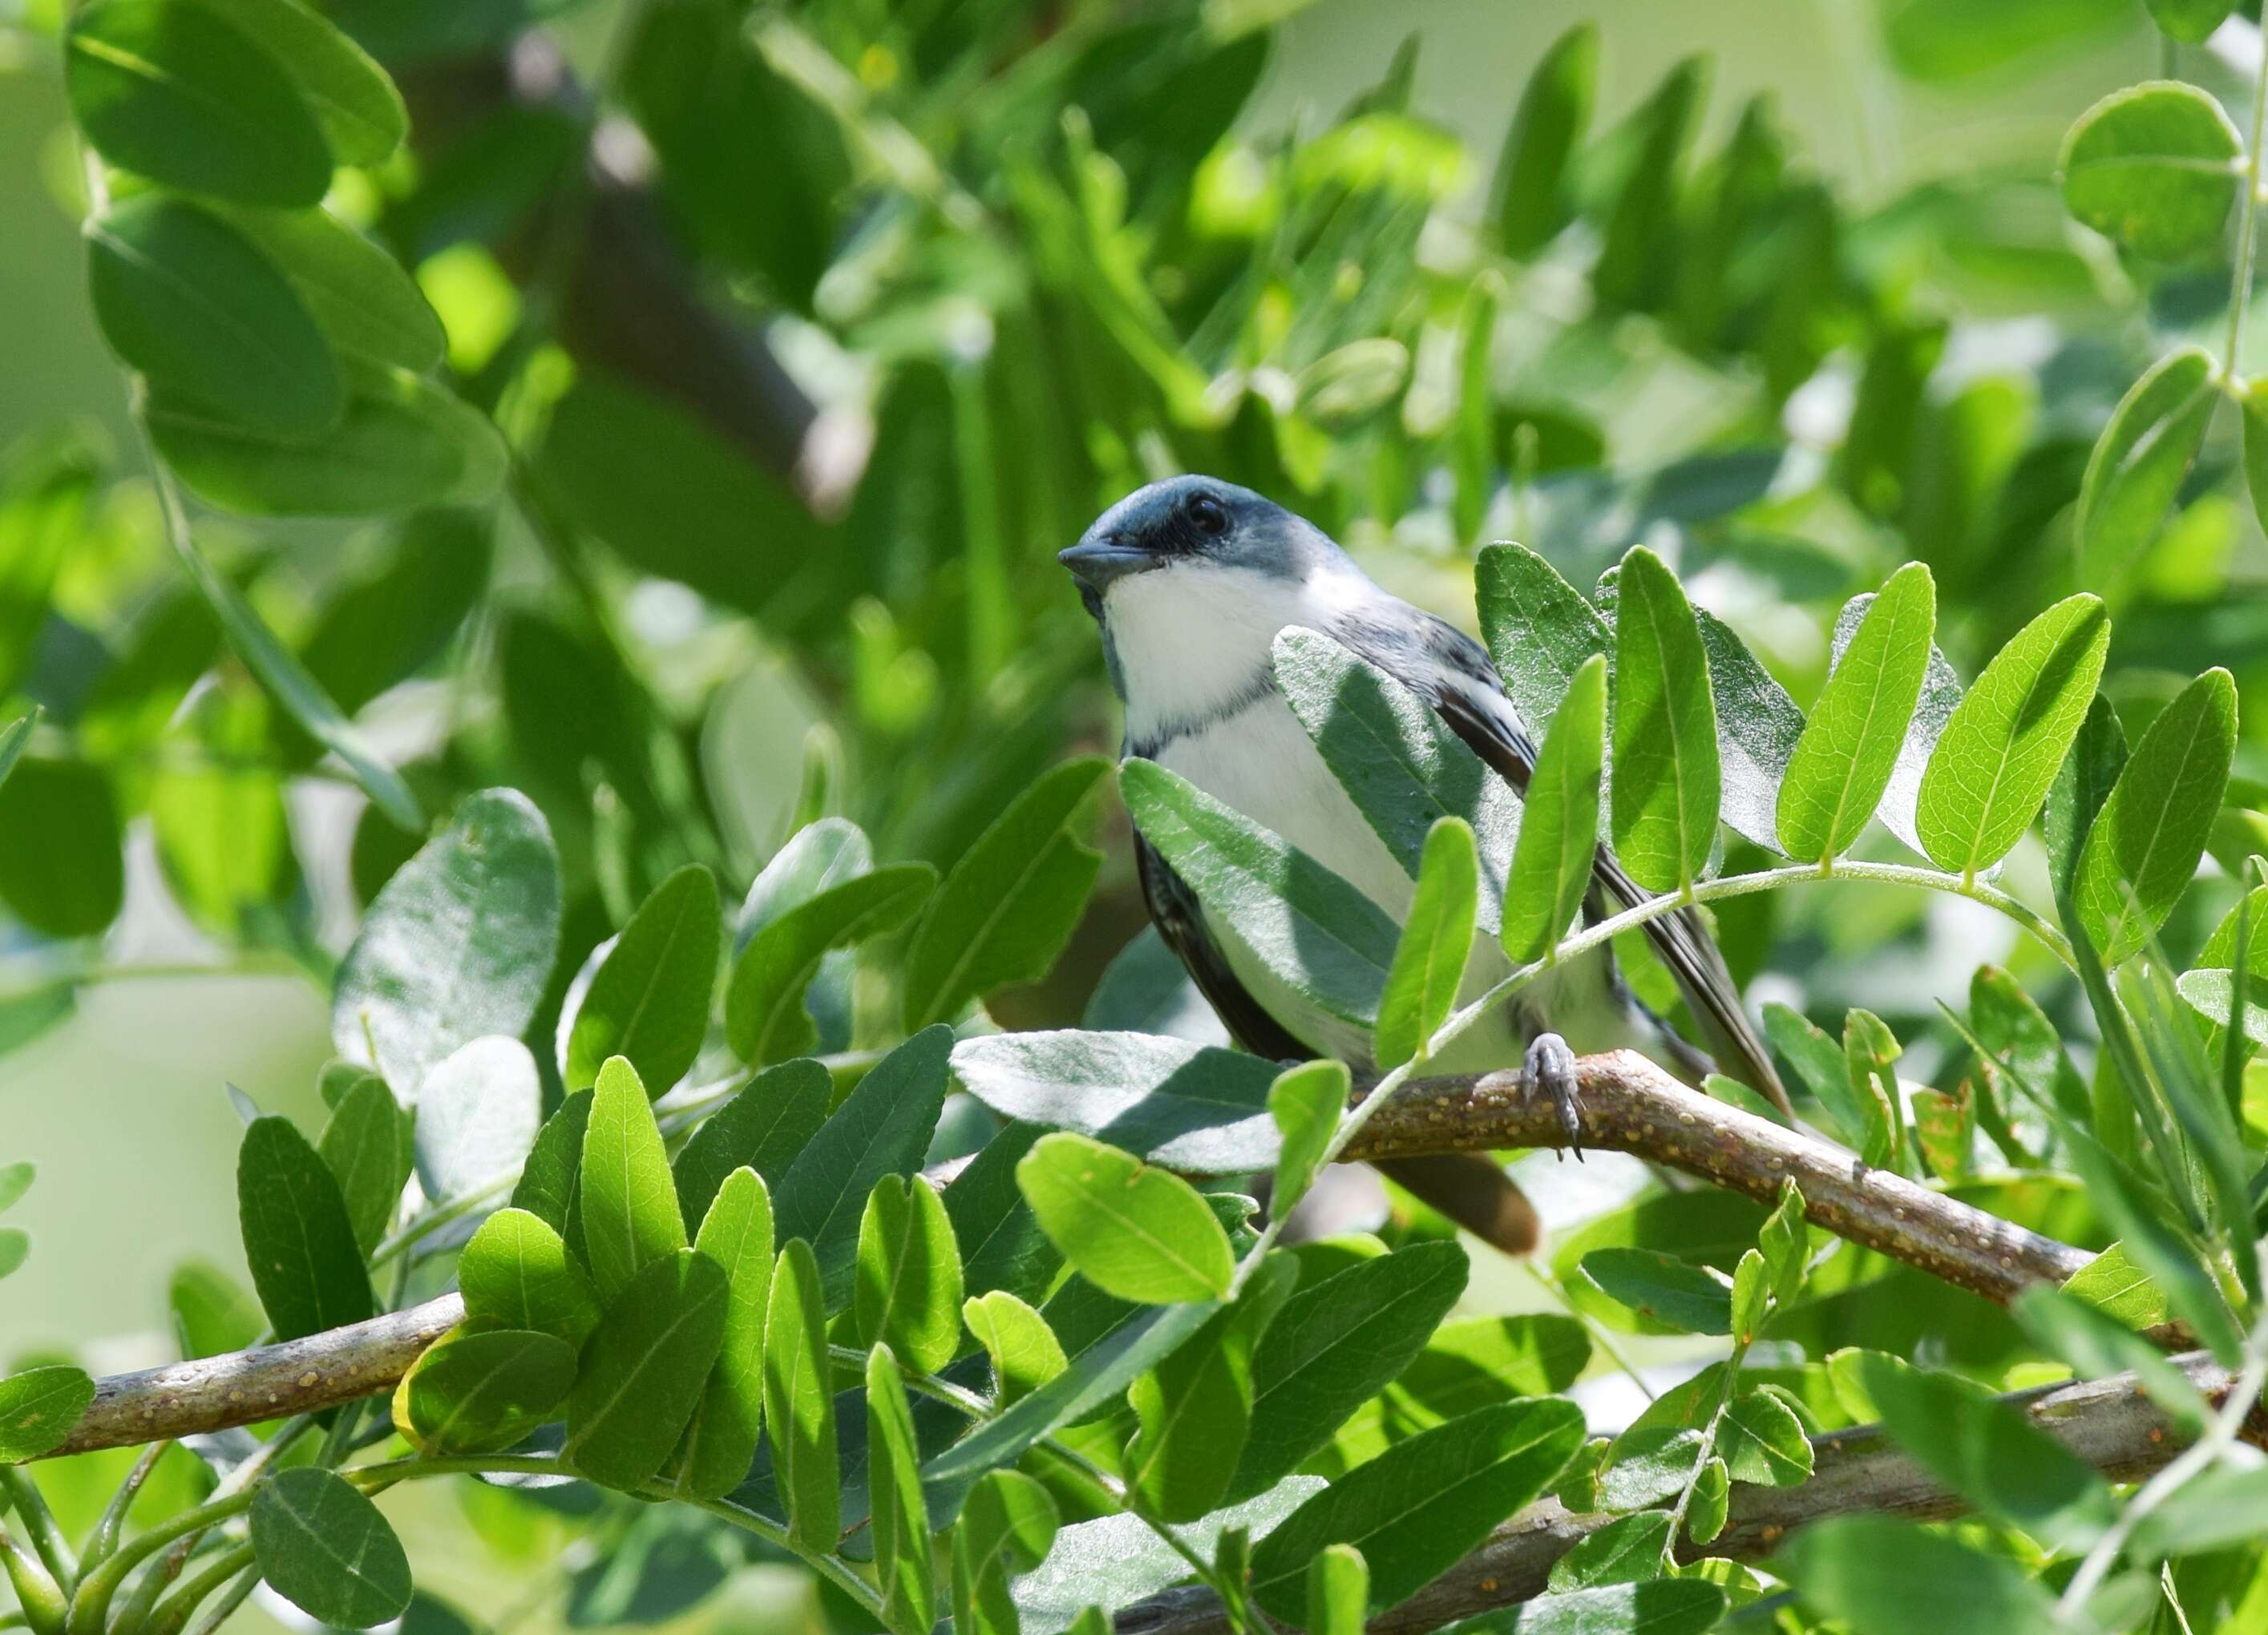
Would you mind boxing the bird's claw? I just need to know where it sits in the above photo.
[1524,1031,1583,1160]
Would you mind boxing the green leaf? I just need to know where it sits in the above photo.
[1757,1181,1813,1306]
[2060,82,2242,261]
[671,1057,831,1234]
[1841,1008,1904,1172]
[863,1346,936,1635]
[333,789,558,1091]
[1016,1132,1234,1305]
[924,1301,1219,1520]
[2076,347,2218,580]
[1475,540,1613,745]
[2149,0,2234,44]
[1119,757,1401,1030]
[1777,565,1935,864]
[317,1073,413,1256]
[2173,966,2268,1048]
[86,195,338,434]
[1373,817,1478,1068]
[1719,1389,1813,1487]
[763,1237,839,1551]
[216,208,441,374]
[148,362,503,517]
[162,523,421,829]
[855,1175,964,1375]
[1492,22,1596,254]
[1915,595,2109,879]
[1231,1239,1469,1503]
[2064,1241,2169,1328]
[0,1366,93,1463]
[1549,1510,1672,1590]
[2044,694,2129,902]
[964,1290,1067,1406]
[195,0,404,165]
[943,1124,1060,1309]
[1687,1456,1728,1545]
[1774,1514,2060,1634]
[248,1478,410,1635]
[237,1114,372,1341]
[1268,1060,1345,1213]
[65,0,332,205]
[1692,605,1805,854]
[2130,1464,2268,1558]
[1579,1249,1733,1335]
[410,1036,537,1205]
[674,1166,773,1501]
[579,1056,687,1304]
[1592,56,1706,312]
[0,754,124,938]
[0,715,31,797]
[904,758,1110,1031]
[565,1248,730,1490]
[951,1030,1282,1177]
[393,1326,575,1455]
[773,1026,952,1311]
[1306,1543,1369,1635]
[1850,1348,2108,1549]
[566,863,721,1096]
[169,1259,262,1358]
[1503,652,1606,963]
[1249,1399,1585,1616]
[2011,1283,2208,1434]
[2075,668,2238,963]
[1729,1248,1769,1344]
[1506,1583,1728,1634]
[1127,1254,1300,1523]
[952,1469,1059,1635]
[1610,545,1718,894]
[0,1162,30,1216]
[459,1207,600,1346]
[726,863,935,1063]
[511,1090,590,1238]
[1271,628,1519,936]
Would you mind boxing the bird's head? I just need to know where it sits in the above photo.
[1061,475,1367,727]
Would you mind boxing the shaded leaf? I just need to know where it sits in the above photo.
[1504,652,1607,963]
[565,1249,730,1491]
[855,1174,964,1375]
[1777,565,1935,863]
[565,863,721,1096]
[1373,817,1478,1068]
[250,1467,411,1628]
[763,1237,839,1551]
[674,1167,773,1501]
[2075,347,2217,579]
[1610,546,1718,894]
[670,1057,831,1233]
[0,1366,94,1463]
[238,1115,372,1342]
[726,864,935,1063]
[393,1326,575,1455]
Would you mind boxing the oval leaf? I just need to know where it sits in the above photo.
[764,1237,839,1550]
[66,0,333,206]
[393,1326,575,1455]
[580,1056,688,1304]
[0,1365,94,1463]
[855,1173,964,1375]
[726,862,935,1064]
[87,195,339,434]
[459,1207,600,1345]
[197,0,405,166]
[2076,347,2217,581]
[673,1165,773,1500]
[1016,1132,1234,1305]
[2060,81,2242,261]
[237,1114,372,1341]
[250,1467,411,1629]
[218,208,442,374]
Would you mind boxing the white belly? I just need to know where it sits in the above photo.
[1152,696,1640,1076]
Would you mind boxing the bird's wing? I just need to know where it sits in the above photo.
[1354,613,1793,1116]
[1133,829,1542,1254]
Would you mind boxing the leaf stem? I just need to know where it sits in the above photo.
[2226,31,2268,381]
[144,1544,252,1635]
[79,1443,170,1572]
[0,1471,75,1592]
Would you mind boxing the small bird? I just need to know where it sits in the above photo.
[1062,475,1789,1256]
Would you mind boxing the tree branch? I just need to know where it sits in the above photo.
[42,1051,2088,1459]
[1116,1349,2260,1635]
[1342,1050,2093,1305]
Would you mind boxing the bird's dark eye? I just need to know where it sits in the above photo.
[1187,493,1229,536]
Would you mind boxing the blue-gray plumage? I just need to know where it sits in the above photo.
[1064,476,1789,1254]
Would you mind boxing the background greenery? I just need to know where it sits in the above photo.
[4,0,2268,1630]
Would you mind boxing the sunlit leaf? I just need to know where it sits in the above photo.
[393,1326,575,1455]
[580,1056,688,1304]
[1610,546,1718,894]
[763,1237,839,1550]
[565,1248,730,1491]
[1373,817,1478,1068]
[1503,652,1605,963]
[2075,348,2217,581]
[855,1173,964,1375]
[2059,83,2242,261]
[565,863,722,1096]
[1017,1132,1234,1304]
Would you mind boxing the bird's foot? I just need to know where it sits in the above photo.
[1524,1031,1583,1161]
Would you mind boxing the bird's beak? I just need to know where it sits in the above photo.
[1057,537,1156,590]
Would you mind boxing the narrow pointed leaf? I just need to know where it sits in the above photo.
[866,1346,936,1635]
[1249,1399,1585,1616]
[1126,1254,1299,1522]
[675,1167,773,1500]
[565,863,722,1096]
[1503,652,1605,963]
[2075,668,2237,963]
[1475,540,1612,743]
[764,1237,839,1550]
[317,1074,412,1256]
[1492,22,1597,252]
[1915,594,2109,876]
[2076,346,2217,579]
[2044,694,2129,901]
[1373,817,1478,1068]
[564,1249,730,1490]
[964,1291,1068,1405]
[726,863,935,1063]
[904,758,1110,1030]
[671,1056,831,1233]
[1777,565,1936,863]
[1268,1060,1346,1213]
[1610,546,1718,894]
